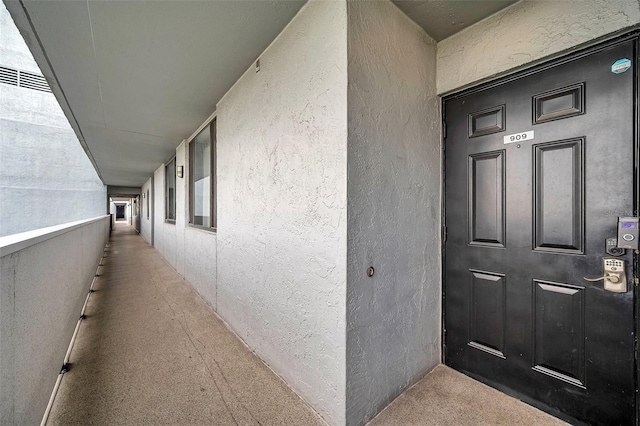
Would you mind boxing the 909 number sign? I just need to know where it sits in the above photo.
[503,130,534,144]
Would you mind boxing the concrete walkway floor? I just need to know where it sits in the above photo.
[48,224,325,425]
[49,223,563,425]
[369,365,565,425]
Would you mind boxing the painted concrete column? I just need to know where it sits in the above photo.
[346,1,441,424]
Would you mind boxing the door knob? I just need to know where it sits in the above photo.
[583,273,620,283]
[583,256,627,292]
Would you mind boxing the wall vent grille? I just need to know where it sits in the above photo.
[0,66,18,86]
[19,70,51,92]
[0,66,52,93]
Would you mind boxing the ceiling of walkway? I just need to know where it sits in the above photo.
[394,0,518,41]
[5,0,517,187]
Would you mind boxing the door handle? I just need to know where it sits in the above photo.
[583,273,620,283]
[583,257,627,292]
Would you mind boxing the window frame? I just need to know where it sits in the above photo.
[165,156,177,224]
[188,117,217,231]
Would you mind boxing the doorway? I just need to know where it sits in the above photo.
[116,204,125,220]
[443,36,637,424]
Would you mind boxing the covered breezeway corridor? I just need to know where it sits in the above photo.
[47,223,325,425]
[46,224,562,425]
[4,0,638,424]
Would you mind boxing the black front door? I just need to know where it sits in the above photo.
[444,38,637,424]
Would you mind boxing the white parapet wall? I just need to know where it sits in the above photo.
[0,216,110,425]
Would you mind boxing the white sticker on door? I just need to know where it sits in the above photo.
[504,130,534,144]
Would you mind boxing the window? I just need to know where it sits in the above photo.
[189,118,216,229]
[165,157,176,222]
[146,190,150,219]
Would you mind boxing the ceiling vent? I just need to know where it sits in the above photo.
[0,66,52,93]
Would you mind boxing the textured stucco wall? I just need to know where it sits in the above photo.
[437,0,640,94]
[132,196,141,233]
[0,4,106,237]
[0,2,39,73]
[149,140,216,308]
[215,1,348,423]
[151,146,186,275]
[181,129,216,307]
[346,1,441,424]
[0,216,110,425]
[182,225,217,307]
[174,142,187,275]
[140,178,153,244]
[153,166,170,260]
[152,164,179,274]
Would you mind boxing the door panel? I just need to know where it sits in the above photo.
[532,280,585,387]
[468,151,505,246]
[469,270,506,358]
[444,39,637,424]
[533,139,584,253]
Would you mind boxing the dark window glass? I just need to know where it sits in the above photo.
[165,157,176,221]
[189,119,216,228]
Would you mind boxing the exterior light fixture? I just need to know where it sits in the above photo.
[177,166,184,178]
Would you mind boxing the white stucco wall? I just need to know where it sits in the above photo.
[0,216,110,425]
[0,2,39,73]
[346,1,441,424]
[140,178,153,244]
[215,1,348,423]
[174,142,187,275]
[149,140,216,308]
[153,167,169,257]
[182,224,217,307]
[132,196,141,233]
[437,0,640,94]
[0,4,106,237]
[152,165,177,276]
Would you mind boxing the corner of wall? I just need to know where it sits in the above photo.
[346,0,442,424]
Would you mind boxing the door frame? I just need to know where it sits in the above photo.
[440,30,640,425]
